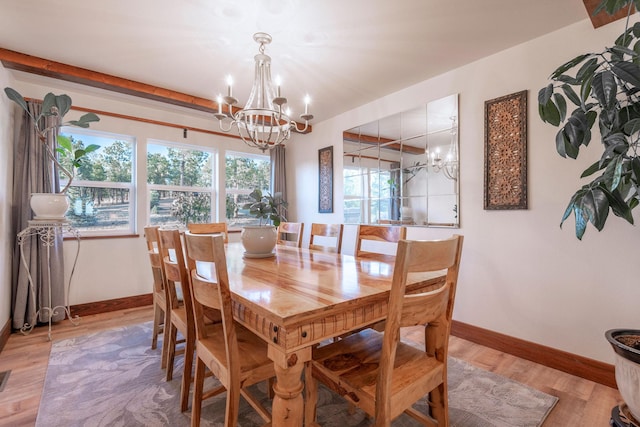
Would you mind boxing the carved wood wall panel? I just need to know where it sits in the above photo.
[484,90,528,210]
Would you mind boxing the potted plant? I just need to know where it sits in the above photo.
[4,87,100,219]
[537,0,640,420]
[240,189,287,258]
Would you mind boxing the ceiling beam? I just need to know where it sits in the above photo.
[582,0,634,28]
[0,47,311,133]
[343,130,425,155]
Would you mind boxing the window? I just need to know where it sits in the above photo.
[59,127,135,236]
[225,151,270,229]
[147,140,215,227]
[343,166,393,224]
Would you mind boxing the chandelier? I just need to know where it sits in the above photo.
[430,117,458,180]
[213,32,313,152]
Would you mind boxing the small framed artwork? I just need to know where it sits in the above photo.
[484,90,528,210]
[318,146,333,213]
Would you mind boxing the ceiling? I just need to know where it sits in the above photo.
[0,0,592,123]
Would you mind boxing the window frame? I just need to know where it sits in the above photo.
[146,139,217,227]
[59,127,137,237]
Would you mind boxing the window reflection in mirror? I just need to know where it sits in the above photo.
[343,94,459,227]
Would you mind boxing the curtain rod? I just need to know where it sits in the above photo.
[24,97,242,141]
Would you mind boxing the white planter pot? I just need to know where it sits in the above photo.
[30,193,70,220]
[241,225,277,258]
[606,329,640,422]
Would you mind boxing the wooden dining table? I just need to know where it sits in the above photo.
[220,241,447,427]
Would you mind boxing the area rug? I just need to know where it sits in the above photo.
[36,323,558,427]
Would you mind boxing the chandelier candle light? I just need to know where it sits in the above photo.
[214,32,313,152]
[429,116,458,180]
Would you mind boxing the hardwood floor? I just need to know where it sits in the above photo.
[0,306,622,426]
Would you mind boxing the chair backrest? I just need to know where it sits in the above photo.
[277,222,304,248]
[376,235,464,410]
[355,225,406,260]
[308,223,344,254]
[187,222,229,243]
[157,228,193,323]
[144,226,165,295]
[183,233,239,368]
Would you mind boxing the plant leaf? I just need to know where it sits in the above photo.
[612,61,640,87]
[56,134,73,152]
[538,84,553,105]
[553,93,567,122]
[561,84,582,106]
[581,160,604,178]
[54,94,72,117]
[591,70,617,108]
[4,87,29,113]
[550,53,592,79]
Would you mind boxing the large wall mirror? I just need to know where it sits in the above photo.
[342,94,459,227]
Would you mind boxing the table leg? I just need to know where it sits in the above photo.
[268,345,311,427]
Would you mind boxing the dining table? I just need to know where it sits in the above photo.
[220,241,447,427]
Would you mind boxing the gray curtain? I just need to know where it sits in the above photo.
[11,101,65,330]
[270,145,287,219]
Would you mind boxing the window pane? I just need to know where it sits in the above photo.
[225,152,271,229]
[148,143,212,187]
[59,128,133,183]
[149,190,212,227]
[65,186,132,232]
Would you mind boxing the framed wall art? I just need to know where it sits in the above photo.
[318,146,333,213]
[484,90,528,210]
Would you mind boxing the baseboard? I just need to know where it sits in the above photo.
[70,293,153,318]
[0,318,10,353]
[451,320,616,389]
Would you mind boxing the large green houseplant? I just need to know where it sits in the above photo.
[240,189,287,258]
[538,0,640,420]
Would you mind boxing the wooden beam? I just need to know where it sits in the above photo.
[0,48,311,133]
[343,130,425,155]
[582,0,635,28]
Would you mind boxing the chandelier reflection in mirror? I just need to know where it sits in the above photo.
[430,117,458,180]
[213,32,313,152]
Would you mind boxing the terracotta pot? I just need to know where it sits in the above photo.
[30,193,70,220]
[606,329,640,422]
[241,225,277,258]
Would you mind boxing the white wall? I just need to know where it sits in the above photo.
[0,65,15,329]
[289,18,640,364]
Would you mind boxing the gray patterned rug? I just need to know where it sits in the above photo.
[36,323,558,427]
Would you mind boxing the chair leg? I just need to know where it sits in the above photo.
[160,308,169,369]
[225,377,241,427]
[151,302,161,350]
[303,362,318,426]
[430,382,448,427]
[180,333,194,412]
[190,358,206,427]
[166,321,178,381]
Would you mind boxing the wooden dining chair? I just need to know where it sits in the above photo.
[144,226,169,368]
[305,235,464,427]
[308,223,344,254]
[277,221,304,248]
[187,222,229,243]
[184,233,276,427]
[157,228,195,413]
[355,224,406,260]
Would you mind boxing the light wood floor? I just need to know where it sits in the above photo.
[0,306,622,426]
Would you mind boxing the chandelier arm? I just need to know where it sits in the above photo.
[290,120,309,133]
[218,119,234,133]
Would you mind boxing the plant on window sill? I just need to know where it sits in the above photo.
[4,87,100,194]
